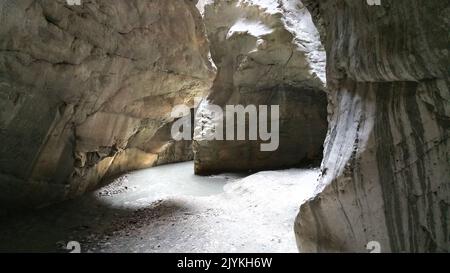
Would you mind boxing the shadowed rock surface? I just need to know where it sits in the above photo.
[295,0,450,252]
[193,0,328,175]
[0,0,215,210]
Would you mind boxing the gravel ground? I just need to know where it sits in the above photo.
[0,162,319,253]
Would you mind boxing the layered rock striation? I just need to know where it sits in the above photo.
[295,0,450,252]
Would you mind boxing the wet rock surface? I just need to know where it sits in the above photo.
[295,0,450,252]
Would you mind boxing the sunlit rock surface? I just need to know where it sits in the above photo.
[295,0,450,252]
[0,0,215,209]
[193,0,328,174]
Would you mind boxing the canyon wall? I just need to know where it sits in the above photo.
[194,0,328,174]
[295,0,450,252]
[0,0,215,209]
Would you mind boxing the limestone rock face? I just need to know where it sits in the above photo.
[194,0,328,174]
[0,0,215,209]
[295,0,450,252]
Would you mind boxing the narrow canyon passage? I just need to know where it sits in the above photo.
[0,162,319,253]
[0,0,448,254]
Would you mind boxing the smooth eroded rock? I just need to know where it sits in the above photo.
[0,0,215,209]
[295,0,450,253]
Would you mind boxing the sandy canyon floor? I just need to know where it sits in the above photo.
[0,162,320,253]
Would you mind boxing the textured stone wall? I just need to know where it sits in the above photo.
[0,0,215,209]
[194,0,328,175]
[295,0,449,252]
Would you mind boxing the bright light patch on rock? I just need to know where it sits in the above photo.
[227,19,273,39]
